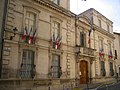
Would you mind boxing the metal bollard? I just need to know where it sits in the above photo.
[106,85,108,90]
[48,86,50,90]
[63,85,64,90]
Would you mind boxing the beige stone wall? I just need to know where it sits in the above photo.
[2,0,76,79]
[2,0,116,84]
[81,8,115,82]
[114,34,120,76]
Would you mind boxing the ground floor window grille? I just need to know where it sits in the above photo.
[20,49,35,79]
[110,62,114,76]
[51,54,61,78]
[101,61,106,76]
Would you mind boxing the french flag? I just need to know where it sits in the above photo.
[22,26,28,40]
[88,29,92,44]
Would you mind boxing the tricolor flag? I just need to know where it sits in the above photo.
[49,33,62,49]
[99,48,104,56]
[88,29,92,44]
[109,50,113,59]
[53,32,55,42]
[28,27,33,44]
[22,26,28,40]
[32,28,37,43]
[49,32,55,44]
[29,28,37,44]
[55,36,62,49]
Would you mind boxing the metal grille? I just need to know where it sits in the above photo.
[51,54,60,78]
[20,49,34,79]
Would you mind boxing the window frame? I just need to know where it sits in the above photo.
[50,16,62,49]
[98,19,101,27]
[23,6,39,39]
[80,32,86,47]
[25,11,36,32]
[51,54,61,78]
[99,39,104,52]
[20,49,35,79]
[107,24,110,32]
[52,21,60,39]
[100,61,106,76]
[109,62,114,76]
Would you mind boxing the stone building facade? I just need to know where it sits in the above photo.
[0,0,116,87]
[114,32,120,77]
[80,8,115,82]
[2,0,76,81]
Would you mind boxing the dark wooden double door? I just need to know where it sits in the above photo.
[80,60,88,84]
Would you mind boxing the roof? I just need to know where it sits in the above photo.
[78,8,113,24]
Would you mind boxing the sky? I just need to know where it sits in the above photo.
[70,0,120,33]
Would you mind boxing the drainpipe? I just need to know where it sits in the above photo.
[0,0,8,78]
[75,15,78,84]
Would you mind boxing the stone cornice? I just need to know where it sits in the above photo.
[93,24,115,39]
[114,32,120,35]
[32,0,76,17]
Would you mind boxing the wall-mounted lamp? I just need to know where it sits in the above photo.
[10,27,18,40]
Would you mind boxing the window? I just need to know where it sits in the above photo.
[109,62,114,76]
[20,49,35,79]
[108,43,112,59]
[98,19,101,27]
[51,21,60,49]
[51,54,61,78]
[50,0,60,5]
[99,39,104,52]
[101,61,106,76]
[107,24,110,32]
[115,50,117,59]
[25,12,36,33]
[52,21,60,38]
[80,32,86,47]
[108,43,111,52]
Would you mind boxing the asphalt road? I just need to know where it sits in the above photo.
[96,81,120,90]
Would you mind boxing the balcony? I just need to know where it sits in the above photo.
[80,47,95,57]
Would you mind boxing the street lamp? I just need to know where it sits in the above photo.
[10,27,18,40]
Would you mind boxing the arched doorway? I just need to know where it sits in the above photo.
[79,60,88,84]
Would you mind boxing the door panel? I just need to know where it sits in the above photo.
[80,60,88,84]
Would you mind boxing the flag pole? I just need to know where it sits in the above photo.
[77,0,78,14]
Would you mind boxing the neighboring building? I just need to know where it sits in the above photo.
[114,32,120,77]
[0,0,8,78]
[75,15,95,84]
[0,0,116,89]
[80,8,115,83]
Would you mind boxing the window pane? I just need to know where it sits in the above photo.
[20,50,35,79]
[52,21,60,39]
[25,12,36,32]
[52,54,60,78]
[80,32,86,47]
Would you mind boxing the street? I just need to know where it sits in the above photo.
[95,81,120,90]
